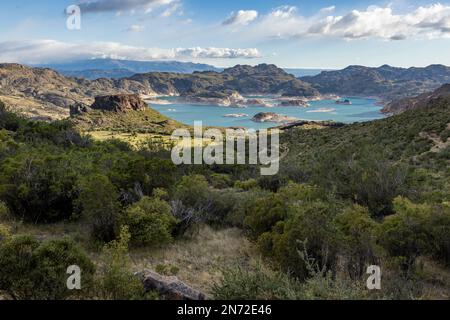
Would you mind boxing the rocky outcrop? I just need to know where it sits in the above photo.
[252,112,297,123]
[335,99,352,105]
[70,102,92,117]
[139,270,206,300]
[90,94,148,113]
[278,99,309,107]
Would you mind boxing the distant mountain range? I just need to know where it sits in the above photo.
[34,59,328,80]
[301,64,450,102]
[35,59,222,80]
[0,63,317,120]
[285,68,333,78]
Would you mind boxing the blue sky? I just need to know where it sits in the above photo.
[1,0,450,68]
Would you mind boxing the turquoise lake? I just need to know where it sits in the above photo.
[151,97,386,129]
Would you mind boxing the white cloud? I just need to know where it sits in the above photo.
[77,0,177,15]
[245,3,450,41]
[0,40,261,64]
[268,6,297,19]
[174,47,261,59]
[319,6,336,14]
[223,10,258,26]
[160,0,182,17]
[124,24,145,32]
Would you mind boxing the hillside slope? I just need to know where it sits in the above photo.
[0,64,153,120]
[301,64,450,102]
[382,84,450,114]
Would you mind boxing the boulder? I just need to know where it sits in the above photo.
[69,102,92,117]
[139,270,206,300]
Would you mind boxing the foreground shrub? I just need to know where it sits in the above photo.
[334,205,379,278]
[378,197,431,274]
[0,236,95,300]
[258,201,339,280]
[76,174,121,242]
[173,174,209,209]
[378,197,450,271]
[212,263,301,300]
[0,152,78,222]
[96,227,155,300]
[122,196,177,247]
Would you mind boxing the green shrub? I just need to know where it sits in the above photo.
[0,235,95,300]
[209,173,233,189]
[122,196,177,247]
[299,270,368,300]
[234,179,259,191]
[0,201,10,222]
[425,202,450,266]
[244,193,289,239]
[0,152,79,222]
[76,174,121,242]
[378,197,430,273]
[261,201,339,280]
[96,226,154,300]
[173,174,209,208]
[334,205,379,278]
[212,263,301,300]
[0,224,11,241]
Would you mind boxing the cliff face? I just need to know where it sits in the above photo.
[90,94,148,113]
[383,84,450,114]
[301,64,450,102]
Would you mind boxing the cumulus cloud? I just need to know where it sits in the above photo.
[223,10,258,26]
[246,3,450,41]
[0,40,261,64]
[77,0,176,14]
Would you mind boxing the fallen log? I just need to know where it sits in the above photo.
[138,270,206,300]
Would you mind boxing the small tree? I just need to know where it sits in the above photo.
[76,174,121,242]
[378,197,430,274]
[96,226,153,300]
[0,236,95,300]
[122,196,177,247]
[334,205,379,278]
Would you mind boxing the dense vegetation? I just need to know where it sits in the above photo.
[0,98,449,300]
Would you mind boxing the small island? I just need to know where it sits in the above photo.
[251,112,298,123]
[335,99,352,105]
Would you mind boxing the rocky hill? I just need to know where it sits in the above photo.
[70,94,184,135]
[382,84,450,114]
[129,64,319,98]
[301,64,450,102]
[0,64,152,120]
